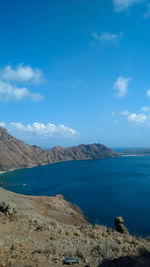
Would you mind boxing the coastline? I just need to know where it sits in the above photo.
[0,155,121,175]
[0,168,16,175]
[1,153,149,175]
[121,154,150,157]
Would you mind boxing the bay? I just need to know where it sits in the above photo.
[1,155,150,236]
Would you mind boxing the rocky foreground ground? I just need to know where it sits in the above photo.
[0,188,150,267]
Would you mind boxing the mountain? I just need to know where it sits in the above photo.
[0,126,119,171]
[48,143,119,161]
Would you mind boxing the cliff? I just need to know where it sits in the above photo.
[0,126,119,171]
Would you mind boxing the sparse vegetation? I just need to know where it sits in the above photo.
[0,188,150,266]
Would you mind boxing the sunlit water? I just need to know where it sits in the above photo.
[1,156,150,236]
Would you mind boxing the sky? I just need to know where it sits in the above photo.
[1,0,150,148]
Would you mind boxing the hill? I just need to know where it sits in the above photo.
[0,188,150,267]
[0,126,119,171]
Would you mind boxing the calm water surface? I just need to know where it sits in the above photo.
[1,156,150,236]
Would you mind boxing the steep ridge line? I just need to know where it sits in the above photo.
[0,126,120,171]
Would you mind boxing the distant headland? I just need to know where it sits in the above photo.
[0,126,120,172]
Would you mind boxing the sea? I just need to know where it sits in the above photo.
[1,154,150,237]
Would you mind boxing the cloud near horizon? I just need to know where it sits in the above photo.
[119,109,150,125]
[112,109,150,125]
[113,77,131,97]
[114,0,143,12]
[0,122,79,138]
[127,113,148,123]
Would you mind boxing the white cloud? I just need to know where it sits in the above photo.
[147,89,150,98]
[3,122,79,137]
[100,32,123,42]
[91,33,99,39]
[113,108,150,126]
[141,106,150,112]
[127,113,148,123]
[91,32,123,42]
[113,77,131,97]
[0,63,44,102]
[0,80,43,102]
[114,0,143,12]
[0,64,44,84]
[111,112,116,116]
[0,122,6,127]
[120,110,130,116]
[143,4,150,18]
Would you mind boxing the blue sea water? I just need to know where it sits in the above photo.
[1,156,150,236]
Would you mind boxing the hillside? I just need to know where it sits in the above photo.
[0,126,119,171]
[0,188,150,267]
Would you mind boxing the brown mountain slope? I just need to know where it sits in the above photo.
[0,127,50,171]
[0,126,119,171]
[48,143,119,162]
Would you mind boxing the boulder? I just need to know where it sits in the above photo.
[0,201,17,215]
[115,217,128,234]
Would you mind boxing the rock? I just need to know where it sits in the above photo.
[115,217,124,224]
[10,244,17,251]
[115,217,128,234]
[63,257,78,264]
[0,201,17,215]
[53,257,59,262]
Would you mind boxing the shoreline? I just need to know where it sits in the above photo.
[0,155,120,175]
[0,168,16,175]
[121,154,144,157]
[1,153,149,175]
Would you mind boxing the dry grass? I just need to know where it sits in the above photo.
[0,189,150,266]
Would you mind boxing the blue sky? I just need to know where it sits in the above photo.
[1,0,150,148]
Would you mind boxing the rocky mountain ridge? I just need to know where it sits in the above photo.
[0,126,119,171]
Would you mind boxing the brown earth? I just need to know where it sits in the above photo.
[0,188,150,267]
[0,126,119,171]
